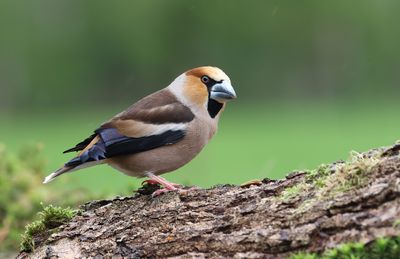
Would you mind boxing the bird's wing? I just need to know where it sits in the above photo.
[62,89,194,168]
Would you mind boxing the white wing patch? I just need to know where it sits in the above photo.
[140,122,187,136]
[113,119,187,138]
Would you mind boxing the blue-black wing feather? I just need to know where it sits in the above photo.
[65,128,185,167]
[63,133,97,153]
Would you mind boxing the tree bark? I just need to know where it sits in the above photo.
[19,144,400,258]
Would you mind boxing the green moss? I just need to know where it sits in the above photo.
[0,144,100,252]
[20,204,79,252]
[305,164,332,189]
[302,151,380,203]
[279,184,307,201]
[279,149,383,216]
[279,151,379,205]
[307,151,379,197]
[291,253,318,259]
[290,236,400,259]
[393,220,400,228]
[321,151,379,196]
[306,164,330,181]
[19,221,46,252]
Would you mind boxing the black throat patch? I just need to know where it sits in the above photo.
[207,99,223,118]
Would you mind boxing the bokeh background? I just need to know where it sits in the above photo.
[1,0,400,252]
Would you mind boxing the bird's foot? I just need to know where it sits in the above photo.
[142,179,182,188]
[143,172,192,197]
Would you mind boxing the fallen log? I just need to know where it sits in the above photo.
[18,144,400,258]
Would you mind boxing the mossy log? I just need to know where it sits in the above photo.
[18,144,400,258]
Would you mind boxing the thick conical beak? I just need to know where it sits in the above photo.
[210,81,237,102]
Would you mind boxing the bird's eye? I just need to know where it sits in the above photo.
[201,75,210,84]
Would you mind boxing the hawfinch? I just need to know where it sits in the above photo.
[43,66,237,195]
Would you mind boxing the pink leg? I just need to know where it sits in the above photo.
[145,172,193,197]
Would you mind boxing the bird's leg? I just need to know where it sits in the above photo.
[145,172,186,196]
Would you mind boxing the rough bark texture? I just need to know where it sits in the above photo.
[19,144,400,258]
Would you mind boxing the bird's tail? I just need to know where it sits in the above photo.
[43,166,73,184]
[43,160,103,184]
[44,135,106,184]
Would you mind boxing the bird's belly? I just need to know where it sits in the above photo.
[107,129,210,178]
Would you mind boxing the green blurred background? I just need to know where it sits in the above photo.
[1,0,400,251]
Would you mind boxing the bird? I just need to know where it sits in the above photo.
[43,66,237,196]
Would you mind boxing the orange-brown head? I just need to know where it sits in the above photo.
[168,66,236,117]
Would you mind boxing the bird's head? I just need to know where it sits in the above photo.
[169,66,237,117]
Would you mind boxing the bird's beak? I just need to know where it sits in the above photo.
[210,81,237,102]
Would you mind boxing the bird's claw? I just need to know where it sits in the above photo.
[142,179,183,188]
